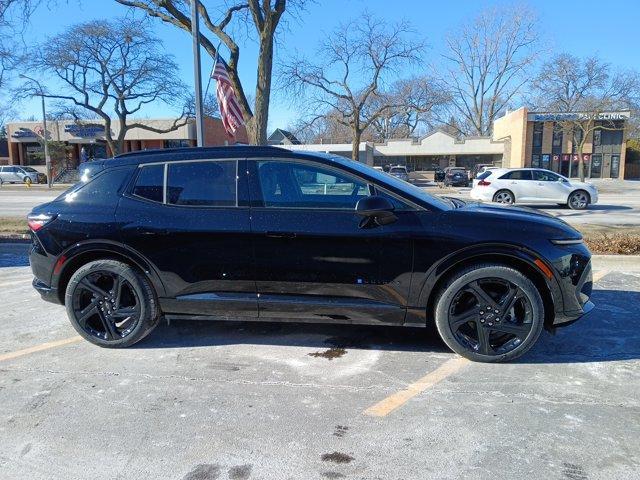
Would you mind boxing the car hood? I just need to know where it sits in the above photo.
[446,201,581,239]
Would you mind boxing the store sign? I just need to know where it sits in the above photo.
[11,127,38,138]
[530,112,630,122]
[64,123,105,137]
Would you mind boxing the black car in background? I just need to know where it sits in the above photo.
[28,146,593,362]
[443,167,470,187]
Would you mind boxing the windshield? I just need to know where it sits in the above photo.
[53,162,106,201]
[22,167,38,172]
[309,153,453,210]
[389,167,406,173]
[477,171,493,180]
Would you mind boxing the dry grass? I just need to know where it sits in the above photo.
[0,217,28,235]
[584,233,640,255]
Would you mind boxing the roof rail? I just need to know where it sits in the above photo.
[114,145,289,159]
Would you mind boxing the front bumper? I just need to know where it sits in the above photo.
[551,254,594,328]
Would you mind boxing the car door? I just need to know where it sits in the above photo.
[500,169,536,201]
[533,170,570,203]
[116,158,258,319]
[247,158,413,325]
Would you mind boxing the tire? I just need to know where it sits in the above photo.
[493,189,515,205]
[567,190,589,210]
[65,259,160,348]
[434,264,544,363]
[23,177,32,186]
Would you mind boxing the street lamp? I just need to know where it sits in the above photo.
[19,74,52,188]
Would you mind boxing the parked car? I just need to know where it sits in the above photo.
[443,167,470,187]
[28,146,593,363]
[470,168,598,210]
[0,165,47,185]
[433,167,446,183]
[470,164,494,180]
[388,165,409,182]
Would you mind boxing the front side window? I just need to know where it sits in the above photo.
[534,170,561,182]
[256,160,369,209]
[133,164,164,203]
[167,160,236,207]
[500,170,532,180]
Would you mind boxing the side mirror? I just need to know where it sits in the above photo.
[355,196,397,227]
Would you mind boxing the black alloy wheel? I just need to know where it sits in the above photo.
[435,264,544,362]
[65,259,160,347]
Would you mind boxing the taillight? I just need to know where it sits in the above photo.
[27,213,56,231]
[478,180,491,186]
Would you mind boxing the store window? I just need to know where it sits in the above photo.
[164,139,192,149]
[532,122,543,150]
[552,124,563,154]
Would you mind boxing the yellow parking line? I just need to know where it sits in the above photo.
[592,270,610,283]
[0,336,82,362]
[363,357,469,417]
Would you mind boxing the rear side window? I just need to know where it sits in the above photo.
[133,164,164,203]
[500,170,532,180]
[167,160,236,206]
[62,167,134,205]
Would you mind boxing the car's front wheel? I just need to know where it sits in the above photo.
[567,190,589,210]
[65,259,160,348]
[434,264,544,362]
[23,176,32,186]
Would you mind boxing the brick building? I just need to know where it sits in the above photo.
[5,116,248,174]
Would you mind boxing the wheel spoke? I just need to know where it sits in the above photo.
[468,281,498,310]
[490,321,531,338]
[97,309,119,340]
[76,303,98,328]
[78,277,108,298]
[112,307,137,319]
[112,275,123,309]
[450,309,478,330]
[475,322,492,355]
[500,286,521,316]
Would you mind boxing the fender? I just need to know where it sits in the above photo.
[52,239,167,299]
[412,242,564,316]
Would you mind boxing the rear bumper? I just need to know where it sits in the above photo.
[32,277,62,305]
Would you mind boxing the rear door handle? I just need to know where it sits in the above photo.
[266,231,296,239]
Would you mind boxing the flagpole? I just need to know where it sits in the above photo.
[190,0,205,147]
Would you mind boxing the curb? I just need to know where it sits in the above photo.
[592,255,640,271]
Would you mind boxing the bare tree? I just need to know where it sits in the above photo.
[26,18,189,155]
[530,54,640,181]
[114,0,306,146]
[0,0,40,88]
[438,5,539,136]
[281,13,424,160]
[368,77,447,141]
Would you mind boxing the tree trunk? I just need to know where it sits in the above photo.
[352,127,361,162]
[250,30,275,145]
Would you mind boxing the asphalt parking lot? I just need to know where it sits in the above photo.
[1,243,639,479]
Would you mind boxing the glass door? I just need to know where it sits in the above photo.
[590,154,602,178]
[610,155,620,178]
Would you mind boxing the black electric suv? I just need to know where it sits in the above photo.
[28,146,594,362]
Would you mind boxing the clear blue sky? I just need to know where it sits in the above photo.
[15,0,640,132]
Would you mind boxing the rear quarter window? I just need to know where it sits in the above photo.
[61,167,134,206]
[132,164,165,203]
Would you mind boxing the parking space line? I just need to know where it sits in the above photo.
[363,357,469,417]
[592,270,610,283]
[0,336,82,362]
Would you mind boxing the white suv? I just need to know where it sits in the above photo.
[470,168,598,210]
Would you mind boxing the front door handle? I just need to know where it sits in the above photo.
[266,231,296,239]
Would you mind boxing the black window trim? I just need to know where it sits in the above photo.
[250,157,423,212]
[127,158,242,209]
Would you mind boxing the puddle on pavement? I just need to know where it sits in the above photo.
[321,452,354,464]
[308,347,347,360]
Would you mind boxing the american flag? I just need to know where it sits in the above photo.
[211,54,245,136]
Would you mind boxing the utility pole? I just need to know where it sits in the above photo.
[191,0,205,147]
[20,74,51,188]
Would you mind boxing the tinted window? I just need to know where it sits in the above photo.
[477,171,493,180]
[62,167,134,205]
[133,164,165,203]
[167,160,236,207]
[500,170,532,180]
[534,170,561,182]
[257,160,369,209]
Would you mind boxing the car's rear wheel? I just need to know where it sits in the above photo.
[65,259,160,348]
[23,176,32,186]
[493,189,515,205]
[434,264,544,362]
[568,190,589,210]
